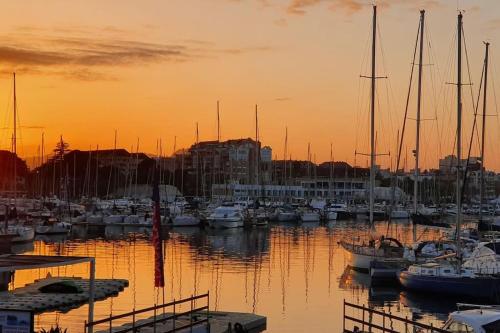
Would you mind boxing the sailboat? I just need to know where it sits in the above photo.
[398,14,500,302]
[340,5,405,272]
[4,73,35,244]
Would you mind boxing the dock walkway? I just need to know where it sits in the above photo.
[95,311,266,333]
[0,277,128,313]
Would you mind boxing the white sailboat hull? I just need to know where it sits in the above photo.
[277,212,296,222]
[326,211,338,220]
[208,218,244,229]
[172,215,200,227]
[300,212,320,223]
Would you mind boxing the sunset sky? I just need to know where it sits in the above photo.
[0,0,500,171]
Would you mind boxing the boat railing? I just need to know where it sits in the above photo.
[343,300,450,333]
[84,292,209,333]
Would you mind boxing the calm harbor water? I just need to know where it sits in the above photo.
[13,221,455,332]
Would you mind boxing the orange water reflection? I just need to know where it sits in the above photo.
[11,221,451,332]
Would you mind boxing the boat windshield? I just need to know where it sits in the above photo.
[485,243,500,255]
[483,319,500,333]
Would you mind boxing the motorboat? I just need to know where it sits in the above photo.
[299,208,320,223]
[35,218,71,235]
[390,206,410,219]
[8,225,35,243]
[276,206,297,222]
[325,203,353,220]
[208,205,244,228]
[172,213,201,227]
[103,215,126,224]
[443,305,500,333]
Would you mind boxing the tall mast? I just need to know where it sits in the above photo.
[414,10,425,216]
[329,143,334,199]
[369,5,377,225]
[195,122,199,198]
[283,127,288,186]
[41,132,45,197]
[255,104,259,186]
[13,73,17,204]
[217,101,221,142]
[456,12,463,257]
[479,42,489,222]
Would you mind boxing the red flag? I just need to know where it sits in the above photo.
[152,166,164,288]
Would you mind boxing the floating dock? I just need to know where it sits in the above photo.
[95,311,266,333]
[88,293,265,333]
[0,276,128,313]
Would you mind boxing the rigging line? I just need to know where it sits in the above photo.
[490,62,500,169]
[355,11,376,155]
[461,48,485,203]
[440,28,458,156]
[376,16,397,144]
[426,25,444,164]
[395,19,420,173]
[462,25,482,153]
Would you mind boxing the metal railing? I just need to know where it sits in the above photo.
[84,292,209,333]
[343,300,450,333]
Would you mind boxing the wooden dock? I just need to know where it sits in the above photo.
[95,311,266,333]
[88,293,266,333]
[0,276,128,313]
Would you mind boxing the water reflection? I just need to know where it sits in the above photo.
[12,221,456,332]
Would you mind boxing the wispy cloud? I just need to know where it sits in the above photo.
[275,97,292,101]
[487,18,500,30]
[0,28,271,81]
[286,0,442,15]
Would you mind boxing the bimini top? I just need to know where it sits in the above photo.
[0,254,93,272]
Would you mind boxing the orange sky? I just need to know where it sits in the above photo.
[0,0,500,171]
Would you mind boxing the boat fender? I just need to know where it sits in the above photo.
[233,323,246,333]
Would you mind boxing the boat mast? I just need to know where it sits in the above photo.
[13,73,17,207]
[414,10,425,216]
[456,12,463,258]
[195,122,199,198]
[217,101,221,142]
[329,143,334,199]
[479,42,489,222]
[255,104,259,187]
[369,6,377,225]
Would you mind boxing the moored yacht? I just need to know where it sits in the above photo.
[398,261,500,301]
[208,205,244,228]
[299,208,320,223]
[35,218,71,235]
[341,236,405,272]
[172,213,201,227]
[443,305,500,333]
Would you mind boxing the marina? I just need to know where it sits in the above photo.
[0,220,488,332]
[1,1,500,332]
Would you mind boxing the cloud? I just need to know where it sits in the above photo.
[286,0,442,15]
[0,30,271,81]
[487,18,500,30]
[287,0,323,15]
